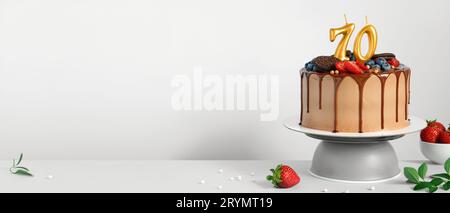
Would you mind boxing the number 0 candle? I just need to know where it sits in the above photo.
[353,18,378,62]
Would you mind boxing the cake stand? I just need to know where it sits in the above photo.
[284,116,426,183]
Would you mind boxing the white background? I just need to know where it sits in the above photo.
[0,0,449,160]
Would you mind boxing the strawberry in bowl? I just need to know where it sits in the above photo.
[426,119,446,132]
[420,119,450,164]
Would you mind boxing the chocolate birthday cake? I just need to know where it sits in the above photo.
[300,51,411,133]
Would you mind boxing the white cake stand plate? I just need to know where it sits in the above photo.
[284,115,426,183]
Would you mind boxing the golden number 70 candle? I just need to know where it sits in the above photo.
[329,16,378,62]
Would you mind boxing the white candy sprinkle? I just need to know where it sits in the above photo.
[218,169,224,173]
[250,172,255,176]
[217,185,223,190]
[199,180,206,184]
[236,176,242,181]
[229,177,235,181]
[322,188,328,193]
[46,175,53,179]
[369,186,376,191]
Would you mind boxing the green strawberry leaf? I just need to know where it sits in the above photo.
[430,178,444,186]
[426,119,436,124]
[428,185,438,193]
[14,166,30,171]
[9,153,33,177]
[404,167,421,184]
[418,163,427,180]
[11,168,33,176]
[17,153,23,165]
[443,181,450,191]
[413,182,431,191]
[431,173,450,180]
[445,157,450,175]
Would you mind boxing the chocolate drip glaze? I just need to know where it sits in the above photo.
[300,67,411,133]
[376,74,389,129]
[394,72,401,122]
[353,77,370,133]
[319,76,324,110]
[306,73,311,113]
[300,72,304,124]
[407,69,411,105]
[332,77,343,133]
[404,70,411,120]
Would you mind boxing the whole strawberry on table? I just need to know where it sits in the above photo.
[421,119,450,144]
[266,164,300,188]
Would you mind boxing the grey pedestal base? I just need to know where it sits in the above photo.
[309,141,400,183]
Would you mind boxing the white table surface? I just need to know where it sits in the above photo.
[0,160,446,193]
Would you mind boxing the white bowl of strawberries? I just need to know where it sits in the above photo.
[420,119,450,165]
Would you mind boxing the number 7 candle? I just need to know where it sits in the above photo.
[329,15,355,61]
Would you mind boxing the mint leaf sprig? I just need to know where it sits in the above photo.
[404,157,450,193]
[9,153,33,176]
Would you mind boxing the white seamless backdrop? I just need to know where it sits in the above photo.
[0,0,449,160]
